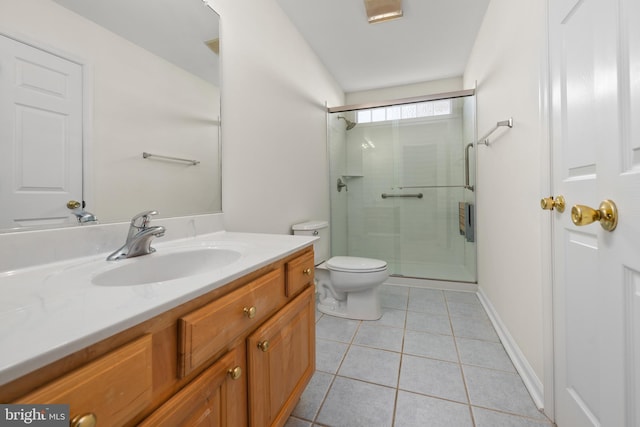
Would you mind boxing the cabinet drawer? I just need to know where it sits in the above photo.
[140,345,246,427]
[15,335,153,427]
[179,268,284,377]
[285,251,314,297]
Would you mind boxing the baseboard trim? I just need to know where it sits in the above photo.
[477,287,545,410]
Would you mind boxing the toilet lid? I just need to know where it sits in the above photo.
[326,256,387,273]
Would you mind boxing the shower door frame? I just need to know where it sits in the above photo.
[327,89,478,284]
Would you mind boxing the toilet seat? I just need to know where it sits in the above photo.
[326,256,387,273]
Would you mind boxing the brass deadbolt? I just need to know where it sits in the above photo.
[540,195,565,213]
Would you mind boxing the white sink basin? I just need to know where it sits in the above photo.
[92,247,242,286]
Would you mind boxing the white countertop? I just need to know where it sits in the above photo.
[0,231,315,386]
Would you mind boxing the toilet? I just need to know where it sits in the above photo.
[292,220,388,320]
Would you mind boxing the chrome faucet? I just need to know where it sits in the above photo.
[67,200,98,224]
[107,210,165,261]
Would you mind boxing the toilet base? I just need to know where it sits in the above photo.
[317,286,382,321]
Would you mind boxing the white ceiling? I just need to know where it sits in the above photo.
[276,0,490,93]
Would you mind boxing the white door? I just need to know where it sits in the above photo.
[549,0,640,426]
[0,34,83,229]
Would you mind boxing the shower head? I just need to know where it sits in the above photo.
[337,116,356,130]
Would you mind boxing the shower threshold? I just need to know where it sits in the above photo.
[386,274,478,292]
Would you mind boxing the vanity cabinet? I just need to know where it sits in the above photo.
[0,246,315,427]
[248,286,315,427]
[139,345,247,427]
[14,335,153,427]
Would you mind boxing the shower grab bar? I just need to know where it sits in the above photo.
[397,185,468,189]
[464,142,474,192]
[477,117,513,146]
[381,193,423,199]
[142,152,200,165]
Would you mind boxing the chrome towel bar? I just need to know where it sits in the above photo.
[142,152,200,165]
[381,193,423,199]
[477,117,513,146]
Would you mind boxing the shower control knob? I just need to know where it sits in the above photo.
[540,195,565,213]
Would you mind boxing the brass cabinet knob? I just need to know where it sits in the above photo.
[303,268,312,276]
[257,340,270,352]
[571,199,618,231]
[71,413,97,427]
[243,306,257,319]
[540,195,565,213]
[227,366,242,380]
[67,200,82,210]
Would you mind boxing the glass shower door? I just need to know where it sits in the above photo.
[329,93,476,283]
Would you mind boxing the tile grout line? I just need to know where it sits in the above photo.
[310,315,364,425]
[444,291,478,427]
[299,286,552,427]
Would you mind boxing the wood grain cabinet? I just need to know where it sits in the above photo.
[1,247,315,427]
[248,286,315,427]
[140,345,247,427]
[15,335,153,427]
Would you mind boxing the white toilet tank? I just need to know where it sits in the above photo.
[291,220,330,265]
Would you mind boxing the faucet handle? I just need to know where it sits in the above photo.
[130,210,158,229]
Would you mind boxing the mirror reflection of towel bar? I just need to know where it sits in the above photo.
[381,193,423,199]
[142,152,200,165]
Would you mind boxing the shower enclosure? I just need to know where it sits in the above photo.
[328,90,477,283]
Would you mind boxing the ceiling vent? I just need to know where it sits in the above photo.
[364,0,403,24]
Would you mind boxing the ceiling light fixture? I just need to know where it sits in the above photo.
[364,0,403,24]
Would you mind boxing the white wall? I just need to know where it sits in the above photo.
[463,0,547,394]
[346,77,463,105]
[210,0,344,234]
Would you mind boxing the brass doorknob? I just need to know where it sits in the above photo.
[303,268,312,276]
[71,413,97,427]
[67,200,82,210]
[540,195,565,213]
[227,366,242,380]
[571,199,618,231]
[257,340,270,352]
[243,306,256,319]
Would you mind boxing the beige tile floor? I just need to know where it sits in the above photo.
[285,285,555,427]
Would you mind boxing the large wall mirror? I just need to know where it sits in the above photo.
[0,0,221,233]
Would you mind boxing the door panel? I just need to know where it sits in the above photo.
[550,0,640,426]
[0,35,83,229]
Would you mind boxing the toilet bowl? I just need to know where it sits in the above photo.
[291,221,388,321]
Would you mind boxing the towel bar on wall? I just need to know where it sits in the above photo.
[477,117,513,146]
[142,152,200,165]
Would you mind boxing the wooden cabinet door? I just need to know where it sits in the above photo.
[247,286,315,427]
[16,335,153,427]
[140,345,247,427]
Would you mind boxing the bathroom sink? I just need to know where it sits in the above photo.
[92,247,242,286]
